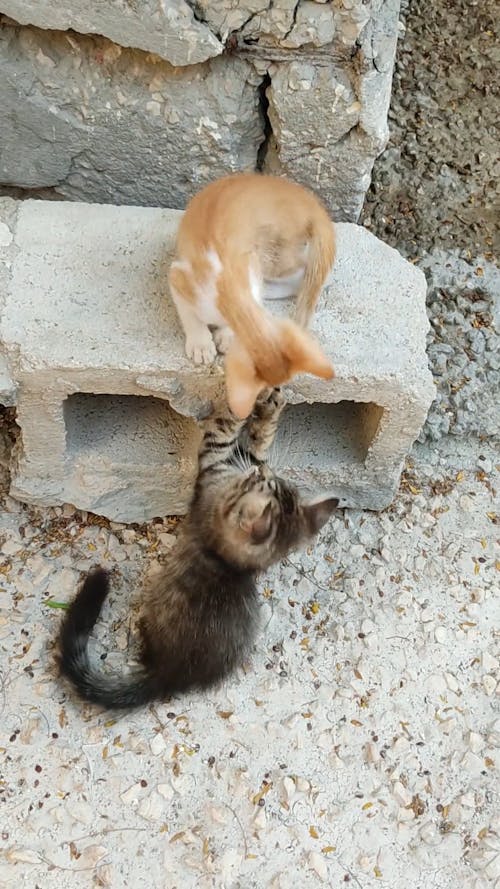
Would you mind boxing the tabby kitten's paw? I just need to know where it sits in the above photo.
[255,386,285,413]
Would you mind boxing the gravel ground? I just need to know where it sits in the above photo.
[1,0,499,887]
[362,0,499,260]
[0,438,498,889]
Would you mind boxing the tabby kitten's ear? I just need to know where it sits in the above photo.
[303,497,339,535]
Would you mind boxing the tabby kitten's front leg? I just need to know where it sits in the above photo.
[197,405,246,474]
[245,387,286,461]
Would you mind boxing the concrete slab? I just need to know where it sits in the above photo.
[0,199,435,522]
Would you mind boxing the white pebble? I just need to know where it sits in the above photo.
[295,777,310,793]
[393,780,412,807]
[69,799,94,825]
[420,821,441,846]
[435,626,447,643]
[482,651,498,672]
[138,790,164,822]
[2,537,23,556]
[120,783,143,805]
[468,731,484,753]
[309,851,328,881]
[150,733,166,755]
[482,675,497,696]
[365,742,380,764]
[253,806,266,829]
[444,672,460,693]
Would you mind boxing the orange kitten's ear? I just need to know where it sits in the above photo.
[225,342,264,419]
[280,320,334,380]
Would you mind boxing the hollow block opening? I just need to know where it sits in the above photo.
[63,393,199,466]
[274,401,385,468]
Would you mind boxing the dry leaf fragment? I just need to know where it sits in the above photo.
[169,832,185,843]
[69,841,81,860]
[252,782,273,805]
[407,794,426,817]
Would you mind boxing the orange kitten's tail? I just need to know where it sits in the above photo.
[294,213,336,328]
[218,253,334,418]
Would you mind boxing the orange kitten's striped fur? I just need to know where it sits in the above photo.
[169,173,336,418]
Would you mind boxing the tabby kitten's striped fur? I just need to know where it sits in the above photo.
[58,389,338,709]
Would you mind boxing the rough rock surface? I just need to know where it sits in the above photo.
[0,1,400,218]
[362,0,499,258]
[420,251,499,443]
[0,23,262,209]
[0,436,498,888]
[0,0,223,66]
[361,0,500,449]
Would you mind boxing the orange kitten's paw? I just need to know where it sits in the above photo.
[186,332,217,365]
[213,326,234,355]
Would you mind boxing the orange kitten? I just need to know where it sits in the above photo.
[169,173,335,417]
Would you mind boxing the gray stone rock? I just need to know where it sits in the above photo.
[265,60,376,220]
[0,24,262,208]
[1,0,223,66]
[262,0,400,220]
[0,0,400,221]
[0,198,17,406]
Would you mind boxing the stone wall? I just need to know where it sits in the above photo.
[0,1,400,219]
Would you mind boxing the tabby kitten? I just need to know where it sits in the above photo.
[58,389,338,709]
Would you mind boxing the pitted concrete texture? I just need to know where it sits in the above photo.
[0,1,400,220]
[1,0,223,66]
[0,199,435,523]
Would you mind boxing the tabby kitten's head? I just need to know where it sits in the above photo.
[194,461,338,570]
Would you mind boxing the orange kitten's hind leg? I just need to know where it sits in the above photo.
[169,265,217,365]
[294,218,336,328]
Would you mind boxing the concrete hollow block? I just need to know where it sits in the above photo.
[0,199,435,523]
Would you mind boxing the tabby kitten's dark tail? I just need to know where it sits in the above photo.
[58,569,157,709]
